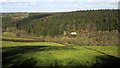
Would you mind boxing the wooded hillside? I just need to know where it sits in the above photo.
[2,9,119,45]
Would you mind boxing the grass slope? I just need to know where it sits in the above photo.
[2,41,65,47]
[2,41,120,67]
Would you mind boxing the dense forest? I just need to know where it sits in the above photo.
[2,9,118,36]
[2,9,119,45]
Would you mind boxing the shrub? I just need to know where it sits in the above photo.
[3,32,16,37]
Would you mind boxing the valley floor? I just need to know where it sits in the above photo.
[1,38,120,68]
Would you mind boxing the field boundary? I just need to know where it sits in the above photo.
[2,38,45,42]
[84,46,119,58]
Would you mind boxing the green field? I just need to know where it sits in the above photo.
[2,40,120,68]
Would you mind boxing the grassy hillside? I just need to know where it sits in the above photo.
[2,41,120,67]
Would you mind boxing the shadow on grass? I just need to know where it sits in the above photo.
[2,46,76,68]
[2,46,120,68]
[84,46,120,68]
[8,58,37,68]
[3,46,76,57]
[92,55,120,68]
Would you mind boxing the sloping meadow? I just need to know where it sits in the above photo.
[2,41,120,67]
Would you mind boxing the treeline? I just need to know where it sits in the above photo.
[2,9,119,37]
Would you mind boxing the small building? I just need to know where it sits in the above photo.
[71,32,77,35]
[21,17,24,18]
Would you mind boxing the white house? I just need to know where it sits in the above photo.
[71,32,77,35]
